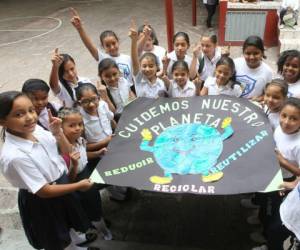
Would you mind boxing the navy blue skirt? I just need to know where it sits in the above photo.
[18,173,92,250]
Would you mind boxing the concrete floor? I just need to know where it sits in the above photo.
[0,0,283,249]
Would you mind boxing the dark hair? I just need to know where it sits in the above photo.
[173,32,190,47]
[22,79,50,94]
[215,56,239,88]
[75,82,99,101]
[58,54,77,101]
[98,58,119,80]
[282,97,300,113]
[138,24,159,45]
[201,33,217,44]
[140,52,160,71]
[0,91,27,140]
[243,36,266,59]
[171,60,189,73]
[100,30,119,46]
[277,50,300,77]
[58,107,81,121]
[265,78,288,97]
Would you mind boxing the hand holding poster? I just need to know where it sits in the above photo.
[91,96,283,195]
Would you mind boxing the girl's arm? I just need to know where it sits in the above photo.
[49,48,63,95]
[86,136,112,151]
[68,151,80,182]
[70,8,99,61]
[97,81,116,113]
[189,43,202,80]
[36,179,93,198]
[159,74,171,90]
[137,25,152,55]
[276,149,300,176]
[129,20,140,76]
[200,86,208,96]
[87,147,107,160]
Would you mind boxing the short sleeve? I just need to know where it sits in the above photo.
[100,100,114,120]
[9,157,48,194]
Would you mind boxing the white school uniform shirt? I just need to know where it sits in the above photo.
[199,47,222,81]
[135,71,166,98]
[288,79,300,98]
[73,137,88,174]
[166,51,194,79]
[204,76,242,97]
[281,0,299,10]
[97,49,133,84]
[81,100,114,143]
[141,45,166,67]
[280,182,300,240]
[274,126,300,179]
[234,57,273,99]
[168,80,196,98]
[107,77,131,114]
[55,76,92,108]
[0,126,67,194]
[264,105,280,131]
[38,102,62,130]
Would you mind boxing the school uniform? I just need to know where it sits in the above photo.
[0,126,91,250]
[234,57,273,99]
[141,45,166,67]
[288,79,300,98]
[199,47,222,81]
[204,76,242,97]
[135,71,166,98]
[55,77,92,108]
[107,77,132,114]
[81,100,113,143]
[264,105,280,131]
[168,80,196,98]
[98,49,134,84]
[166,51,194,79]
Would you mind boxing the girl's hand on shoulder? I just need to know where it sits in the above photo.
[128,18,138,41]
[192,43,202,58]
[51,48,63,67]
[70,7,83,30]
[48,109,63,136]
[77,179,93,191]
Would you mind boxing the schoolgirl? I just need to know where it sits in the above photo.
[190,33,222,82]
[22,78,61,130]
[49,49,92,108]
[58,107,112,240]
[277,49,300,98]
[70,8,133,83]
[200,56,242,97]
[129,24,166,98]
[0,91,95,250]
[234,36,273,100]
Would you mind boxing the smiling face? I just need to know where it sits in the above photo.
[1,96,37,139]
[102,35,119,57]
[100,66,120,88]
[78,89,99,116]
[282,57,300,83]
[215,64,232,86]
[264,85,285,113]
[140,57,157,81]
[174,36,189,60]
[62,113,84,143]
[27,90,48,115]
[173,68,189,88]
[63,60,78,83]
[243,46,263,69]
[280,104,300,134]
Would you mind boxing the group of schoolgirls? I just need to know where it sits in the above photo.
[1,6,300,250]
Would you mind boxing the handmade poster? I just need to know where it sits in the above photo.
[91,96,283,195]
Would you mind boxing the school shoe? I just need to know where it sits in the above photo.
[240,198,259,209]
[93,219,113,241]
[250,231,267,244]
[252,244,268,250]
[247,215,261,225]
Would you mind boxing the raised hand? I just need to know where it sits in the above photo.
[96,80,108,98]
[48,109,62,136]
[70,7,82,30]
[128,18,138,41]
[192,42,202,58]
[70,150,80,169]
[161,51,170,74]
[51,48,63,68]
